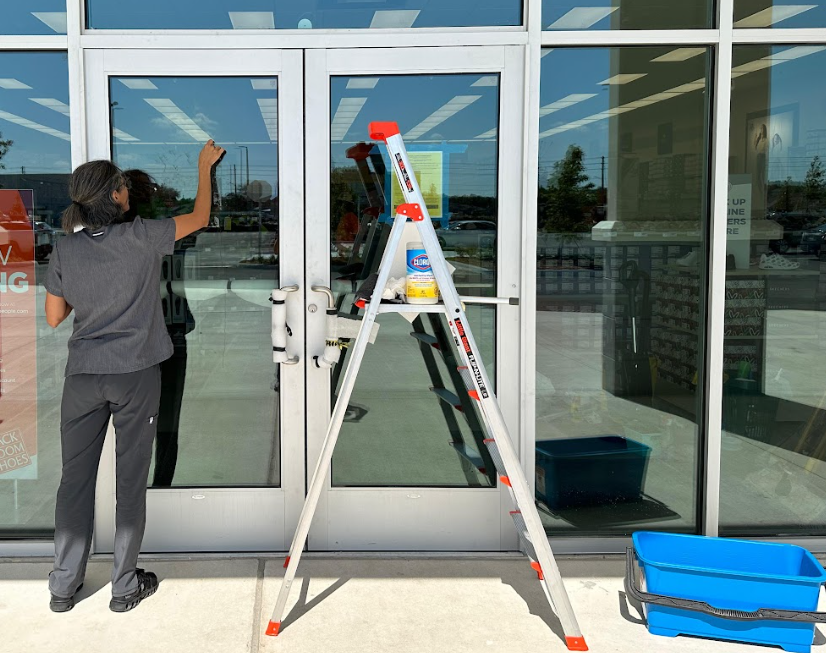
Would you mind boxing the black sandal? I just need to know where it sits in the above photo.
[109,569,158,613]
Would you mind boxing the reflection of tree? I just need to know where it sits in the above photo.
[0,131,12,172]
[805,156,825,212]
[537,145,596,255]
[222,192,255,212]
[330,166,356,229]
[764,157,826,215]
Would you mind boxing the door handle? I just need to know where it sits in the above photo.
[310,285,335,309]
[271,284,299,365]
[310,285,341,369]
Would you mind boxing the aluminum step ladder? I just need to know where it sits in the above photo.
[266,122,588,651]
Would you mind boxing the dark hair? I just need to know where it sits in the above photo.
[61,160,127,232]
[123,169,157,222]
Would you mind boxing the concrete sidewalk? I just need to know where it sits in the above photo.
[1,555,823,653]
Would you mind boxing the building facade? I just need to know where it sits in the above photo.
[1,0,825,556]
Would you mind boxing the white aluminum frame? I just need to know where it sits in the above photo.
[527,5,826,553]
[304,46,524,551]
[84,48,306,553]
[1,0,825,554]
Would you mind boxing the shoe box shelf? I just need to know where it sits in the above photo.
[651,265,820,393]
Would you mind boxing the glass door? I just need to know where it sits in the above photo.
[85,49,305,552]
[304,47,525,550]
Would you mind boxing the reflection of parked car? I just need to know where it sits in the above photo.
[767,212,826,253]
[801,223,826,255]
[436,220,497,249]
[33,221,54,261]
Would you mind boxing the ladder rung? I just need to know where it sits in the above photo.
[449,442,486,473]
[457,365,474,390]
[410,332,440,349]
[482,438,505,474]
[509,511,537,555]
[431,387,463,412]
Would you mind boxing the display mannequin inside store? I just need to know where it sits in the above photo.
[43,141,225,613]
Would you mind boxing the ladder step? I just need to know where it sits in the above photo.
[509,510,538,561]
[410,332,440,349]
[449,442,486,473]
[482,438,505,474]
[457,365,474,390]
[431,387,463,412]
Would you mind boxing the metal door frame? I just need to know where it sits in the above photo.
[304,45,525,551]
[84,48,306,552]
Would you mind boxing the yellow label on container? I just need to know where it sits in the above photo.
[407,277,438,299]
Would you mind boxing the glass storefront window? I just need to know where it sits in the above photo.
[0,52,71,537]
[722,45,826,536]
[734,1,826,28]
[0,3,67,35]
[329,74,499,487]
[542,0,711,30]
[109,76,281,488]
[87,1,521,29]
[536,47,712,535]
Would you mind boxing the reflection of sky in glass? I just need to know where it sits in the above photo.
[734,1,826,28]
[538,47,712,188]
[110,77,278,201]
[330,74,499,199]
[538,49,610,187]
[0,52,71,174]
[88,0,520,29]
[732,46,826,182]
[542,0,710,29]
[1,2,67,35]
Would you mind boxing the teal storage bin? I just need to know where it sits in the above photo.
[535,436,650,510]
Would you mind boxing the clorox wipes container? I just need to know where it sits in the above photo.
[406,242,438,304]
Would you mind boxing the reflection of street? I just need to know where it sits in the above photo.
[184,231,278,269]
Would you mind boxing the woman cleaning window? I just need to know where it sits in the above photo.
[44,141,225,613]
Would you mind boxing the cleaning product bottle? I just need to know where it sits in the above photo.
[406,241,438,304]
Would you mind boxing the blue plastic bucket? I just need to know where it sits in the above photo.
[631,532,826,653]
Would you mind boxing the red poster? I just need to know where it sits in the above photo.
[0,190,38,479]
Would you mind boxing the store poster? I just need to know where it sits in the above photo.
[390,151,443,218]
[0,189,38,479]
[728,175,752,270]
[745,105,798,214]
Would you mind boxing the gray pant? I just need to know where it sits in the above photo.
[49,365,161,599]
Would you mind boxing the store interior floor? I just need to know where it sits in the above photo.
[3,554,824,653]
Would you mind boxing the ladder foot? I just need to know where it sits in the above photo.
[565,636,588,651]
[266,621,282,637]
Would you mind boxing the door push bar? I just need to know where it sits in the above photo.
[311,285,341,370]
[271,285,299,365]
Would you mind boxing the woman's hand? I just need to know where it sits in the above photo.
[175,141,227,241]
[198,140,225,173]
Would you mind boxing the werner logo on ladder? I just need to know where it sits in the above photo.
[266,121,588,651]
